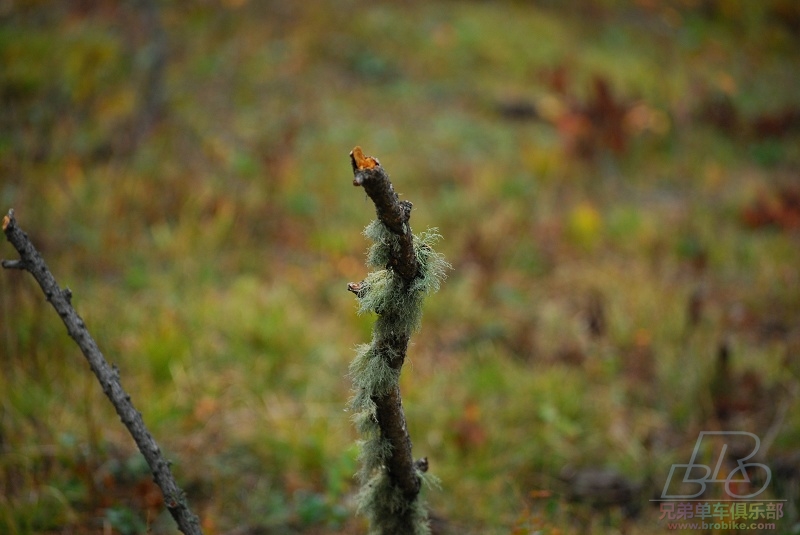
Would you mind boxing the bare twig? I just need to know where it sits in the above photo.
[2,209,203,535]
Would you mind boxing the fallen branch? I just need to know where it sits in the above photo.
[1,209,203,535]
[347,147,449,534]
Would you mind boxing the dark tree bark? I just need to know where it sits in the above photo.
[2,209,203,535]
[351,146,417,282]
[349,147,431,527]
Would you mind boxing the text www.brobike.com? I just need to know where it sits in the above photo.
[667,521,776,530]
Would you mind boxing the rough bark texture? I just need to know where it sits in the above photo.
[372,331,419,499]
[351,147,418,282]
[349,147,427,530]
[1,209,203,535]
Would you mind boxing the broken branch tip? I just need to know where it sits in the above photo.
[350,146,379,171]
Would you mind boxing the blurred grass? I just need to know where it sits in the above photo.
[2,1,800,533]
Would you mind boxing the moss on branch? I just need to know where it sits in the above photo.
[347,147,450,534]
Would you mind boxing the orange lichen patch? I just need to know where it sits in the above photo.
[351,146,379,170]
[2,214,9,231]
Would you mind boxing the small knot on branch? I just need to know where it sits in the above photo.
[400,200,412,220]
[414,457,429,473]
[2,259,27,270]
[347,280,367,298]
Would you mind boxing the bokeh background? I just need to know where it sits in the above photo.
[2,1,800,533]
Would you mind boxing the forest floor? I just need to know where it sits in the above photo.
[1,1,800,533]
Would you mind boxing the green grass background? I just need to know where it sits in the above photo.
[1,1,799,533]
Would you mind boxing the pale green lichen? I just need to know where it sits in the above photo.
[356,471,431,535]
[349,220,450,535]
[357,221,450,336]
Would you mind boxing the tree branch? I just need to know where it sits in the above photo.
[2,209,203,535]
[348,147,441,533]
[373,333,419,499]
[351,147,421,500]
[351,146,418,282]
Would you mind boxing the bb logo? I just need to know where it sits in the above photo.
[661,431,772,500]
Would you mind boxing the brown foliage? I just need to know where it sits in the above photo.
[741,183,800,231]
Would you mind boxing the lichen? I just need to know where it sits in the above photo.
[356,471,431,535]
[348,219,450,534]
[357,221,450,335]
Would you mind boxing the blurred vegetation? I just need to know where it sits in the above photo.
[1,0,799,533]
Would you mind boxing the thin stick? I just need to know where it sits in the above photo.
[2,209,203,535]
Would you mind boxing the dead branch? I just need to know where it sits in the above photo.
[1,209,203,535]
[348,147,448,534]
[351,146,417,282]
[351,147,421,499]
